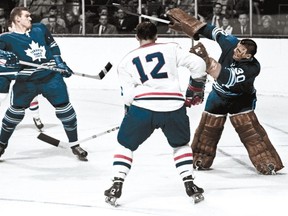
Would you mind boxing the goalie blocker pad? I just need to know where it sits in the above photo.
[230,111,284,174]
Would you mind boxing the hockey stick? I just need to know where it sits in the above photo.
[19,60,113,80]
[37,126,120,148]
[112,3,170,24]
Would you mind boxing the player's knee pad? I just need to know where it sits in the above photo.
[191,111,227,169]
[229,111,284,175]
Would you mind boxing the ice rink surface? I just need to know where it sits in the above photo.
[0,87,287,216]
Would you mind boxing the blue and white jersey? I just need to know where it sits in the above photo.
[201,25,260,97]
[118,42,206,112]
[0,23,61,81]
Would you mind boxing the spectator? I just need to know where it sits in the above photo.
[18,0,49,22]
[71,14,94,34]
[40,5,66,28]
[282,15,288,35]
[148,11,169,34]
[226,0,249,19]
[0,7,5,17]
[115,8,138,34]
[45,15,68,34]
[220,15,233,34]
[256,15,279,35]
[64,11,77,33]
[0,1,15,17]
[206,2,224,28]
[233,13,250,35]
[93,14,118,35]
[0,15,8,33]
[226,0,261,26]
[84,0,98,25]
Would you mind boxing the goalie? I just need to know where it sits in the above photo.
[166,8,283,175]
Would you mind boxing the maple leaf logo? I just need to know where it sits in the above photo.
[25,41,46,61]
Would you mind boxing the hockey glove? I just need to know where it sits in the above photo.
[54,55,73,78]
[0,49,19,69]
[190,42,221,79]
[166,8,206,38]
[184,77,206,107]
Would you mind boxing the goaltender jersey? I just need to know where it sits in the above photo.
[118,42,206,112]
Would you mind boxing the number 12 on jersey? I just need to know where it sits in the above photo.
[132,52,168,83]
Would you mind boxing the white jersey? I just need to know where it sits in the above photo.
[118,42,206,112]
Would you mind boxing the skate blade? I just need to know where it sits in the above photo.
[268,164,276,175]
[105,196,119,207]
[77,156,88,162]
[192,193,204,204]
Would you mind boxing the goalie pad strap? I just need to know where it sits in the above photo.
[230,111,284,174]
[191,112,227,169]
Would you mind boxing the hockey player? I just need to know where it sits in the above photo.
[0,21,44,131]
[0,7,88,161]
[104,21,206,206]
[166,8,284,175]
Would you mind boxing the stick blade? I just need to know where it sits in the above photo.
[37,133,60,147]
[97,62,113,79]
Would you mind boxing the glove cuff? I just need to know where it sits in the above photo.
[189,77,205,89]
[188,84,203,92]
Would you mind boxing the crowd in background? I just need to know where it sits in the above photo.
[1,0,288,36]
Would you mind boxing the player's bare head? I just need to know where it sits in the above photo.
[240,39,257,56]
[10,7,29,23]
[136,21,157,41]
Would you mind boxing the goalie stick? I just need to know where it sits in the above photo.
[112,3,170,24]
[19,60,113,80]
[37,126,120,148]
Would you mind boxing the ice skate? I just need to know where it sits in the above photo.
[193,159,209,170]
[71,145,88,161]
[266,163,276,175]
[0,143,6,158]
[33,117,44,130]
[104,178,124,207]
[183,176,204,204]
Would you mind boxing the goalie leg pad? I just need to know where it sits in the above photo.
[191,112,227,169]
[166,8,206,38]
[229,111,284,174]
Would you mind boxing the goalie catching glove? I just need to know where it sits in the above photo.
[166,8,206,39]
[185,76,206,107]
[54,55,73,77]
[190,42,221,79]
[0,49,19,69]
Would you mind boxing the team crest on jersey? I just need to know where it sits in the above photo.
[25,41,46,61]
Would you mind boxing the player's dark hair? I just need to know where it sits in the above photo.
[136,21,157,40]
[240,39,257,56]
[10,6,29,23]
